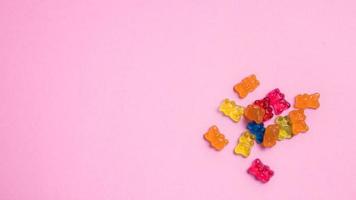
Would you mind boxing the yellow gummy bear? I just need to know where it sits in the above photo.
[234,131,255,158]
[219,99,244,122]
[275,116,293,140]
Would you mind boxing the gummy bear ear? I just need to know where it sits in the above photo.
[314,93,320,98]
[210,125,219,132]
[254,159,261,164]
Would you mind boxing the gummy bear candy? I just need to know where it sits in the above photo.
[233,74,260,99]
[254,97,274,122]
[247,122,265,144]
[244,104,265,124]
[266,88,291,115]
[262,124,279,148]
[204,125,229,150]
[275,116,293,140]
[234,131,255,158]
[247,159,274,183]
[294,93,320,109]
[219,99,244,122]
[288,109,309,135]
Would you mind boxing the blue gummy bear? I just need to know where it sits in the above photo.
[247,122,265,144]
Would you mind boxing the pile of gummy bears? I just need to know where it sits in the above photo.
[203,74,320,183]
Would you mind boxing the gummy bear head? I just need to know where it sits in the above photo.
[275,116,290,126]
[289,109,306,121]
[273,99,291,115]
[247,122,265,133]
[254,97,271,108]
[242,75,259,91]
[267,88,285,103]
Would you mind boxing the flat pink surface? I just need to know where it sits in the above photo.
[1,0,356,199]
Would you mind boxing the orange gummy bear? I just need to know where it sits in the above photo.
[288,109,309,135]
[294,93,320,109]
[244,104,265,124]
[204,125,228,150]
[233,74,260,99]
[262,124,279,148]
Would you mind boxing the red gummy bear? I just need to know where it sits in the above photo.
[254,97,273,122]
[247,159,274,183]
[266,88,290,115]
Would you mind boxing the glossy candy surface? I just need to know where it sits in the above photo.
[233,74,260,99]
[234,131,255,158]
[266,88,291,115]
[294,93,320,109]
[247,122,265,144]
[244,104,265,124]
[219,99,244,122]
[254,97,273,122]
[204,125,228,150]
[247,159,274,183]
[262,124,279,147]
[275,116,293,140]
[288,109,309,135]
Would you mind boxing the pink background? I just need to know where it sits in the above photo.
[1,0,356,199]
